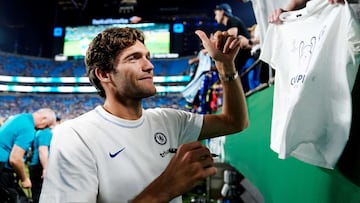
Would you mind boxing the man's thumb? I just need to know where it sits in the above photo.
[195,30,210,49]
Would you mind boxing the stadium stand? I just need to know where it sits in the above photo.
[0,52,190,120]
[0,52,192,77]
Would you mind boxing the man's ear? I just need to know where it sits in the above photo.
[95,68,111,82]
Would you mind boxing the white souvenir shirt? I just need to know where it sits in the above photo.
[260,0,360,169]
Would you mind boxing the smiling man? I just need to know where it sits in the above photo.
[39,27,249,203]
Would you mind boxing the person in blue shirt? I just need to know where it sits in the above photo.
[28,125,54,203]
[0,108,56,200]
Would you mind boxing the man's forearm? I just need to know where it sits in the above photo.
[39,146,49,169]
[11,159,28,181]
[218,64,248,131]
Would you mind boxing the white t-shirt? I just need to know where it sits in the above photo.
[39,105,203,203]
[260,0,360,169]
[250,0,291,47]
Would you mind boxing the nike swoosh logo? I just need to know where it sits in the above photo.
[109,147,125,158]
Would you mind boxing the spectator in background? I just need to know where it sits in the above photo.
[214,3,253,92]
[214,3,250,41]
[0,108,56,201]
[198,66,219,115]
[184,46,214,113]
[40,27,248,202]
[186,46,220,114]
[28,116,61,203]
[237,24,262,91]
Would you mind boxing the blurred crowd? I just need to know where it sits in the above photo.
[0,51,191,77]
[0,93,187,124]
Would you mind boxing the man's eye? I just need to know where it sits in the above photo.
[127,56,137,61]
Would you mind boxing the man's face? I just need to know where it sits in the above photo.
[214,10,225,24]
[108,40,156,101]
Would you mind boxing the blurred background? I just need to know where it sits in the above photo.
[1,1,359,203]
[0,0,256,58]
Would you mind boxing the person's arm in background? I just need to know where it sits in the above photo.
[38,146,49,178]
[188,56,200,65]
[227,27,239,38]
[38,127,53,179]
[268,0,346,24]
[9,145,32,188]
[328,0,346,3]
[285,0,311,11]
